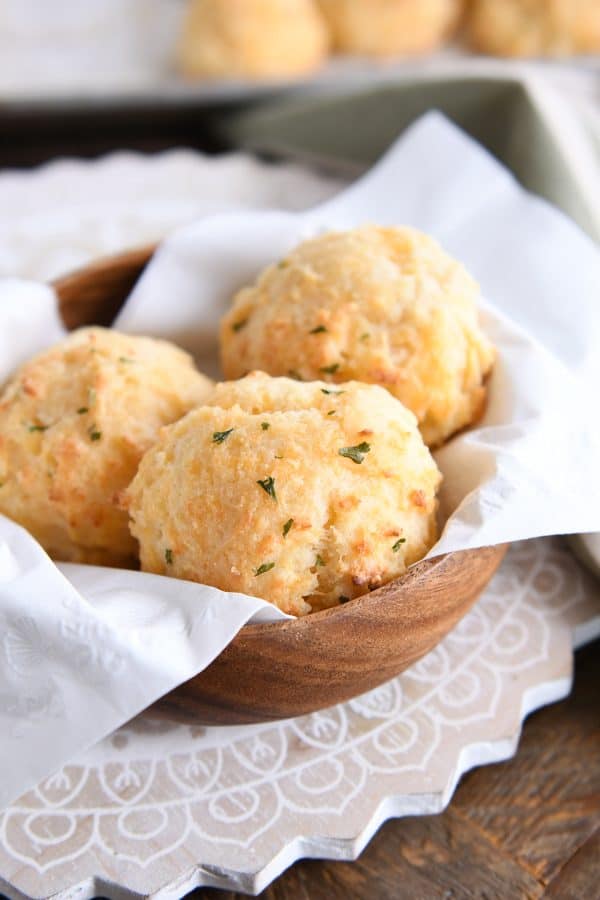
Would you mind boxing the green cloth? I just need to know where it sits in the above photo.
[220,74,600,241]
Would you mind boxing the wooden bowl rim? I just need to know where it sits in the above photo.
[53,243,158,292]
[51,246,501,640]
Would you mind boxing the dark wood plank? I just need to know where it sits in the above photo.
[452,640,600,885]
[257,812,543,900]
[544,828,600,899]
[189,641,599,899]
[189,812,543,900]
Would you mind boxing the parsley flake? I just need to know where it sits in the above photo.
[257,476,277,501]
[320,363,339,375]
[232,318,248,333]
[339,595,350,604]
[118,356,136,364]
[320,388,344,396]
[315,554,325,567]
[89,425,102,441]
[310,325,327,334]
[255,561,275,576]
[392,538,407,552]
[360,332,371,342]
[338,442,371,465]
[283,518,294,538]
[165,548,173,565]
[28,424,48,433]
[212,428,234,444]
[327,410,336,416]
[77,407,89,415]
[261,422,270,431]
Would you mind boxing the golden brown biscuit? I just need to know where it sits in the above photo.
[0,327,213,566]
[317,0,462,56]
[468,0,600,57]
[220,226,494,448]
[126,373,441,616]
[177,0,329,80]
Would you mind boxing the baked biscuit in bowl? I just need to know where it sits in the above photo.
[0,326,213,567]
[125,373,441,616]
[220,226,495,448]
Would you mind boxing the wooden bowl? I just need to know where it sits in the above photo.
[52,247,507,725]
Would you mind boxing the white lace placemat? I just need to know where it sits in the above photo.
[0,148,598,900]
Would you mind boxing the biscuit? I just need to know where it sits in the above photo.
[220,226,494,448]
[317,0,462,56]
[126,373,441,616]
[0,327,213,566]
[468,0,600,57]
[178,0,329,79]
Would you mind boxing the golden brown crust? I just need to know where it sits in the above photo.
[126,373,441,616]
[220,226,495,448]
[317,0,462,56]
[177,0,329,79]
[467,0,600,57]
[0,327,213,566]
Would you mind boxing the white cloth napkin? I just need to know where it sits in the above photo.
[1,113,599,809]
[0,279,67,379]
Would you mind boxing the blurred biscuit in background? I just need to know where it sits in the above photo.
[177,0,329,79]
[467,0,600,57]
[317,0,463,57]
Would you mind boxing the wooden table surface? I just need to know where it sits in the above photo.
[2,108,598,900]
[189,641,599,900]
